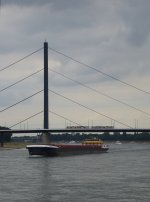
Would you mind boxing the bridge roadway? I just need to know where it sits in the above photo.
[0,128,150,134]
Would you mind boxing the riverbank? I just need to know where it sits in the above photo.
[1,140,150,150]
[0,142,28,149]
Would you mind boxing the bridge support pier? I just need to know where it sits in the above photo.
[42,133,49,144]
[0,133,4,147]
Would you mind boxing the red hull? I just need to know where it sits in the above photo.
[26,143,109,156]
[53,143,109,156]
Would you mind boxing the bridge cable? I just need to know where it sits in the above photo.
[49,69,150,117]
[0,89,43,113]
[49,89,133,128]
[10,110,81,128]
[48,46,150,95]
[49,110,82,127]
[10,111,43,128]
[0,68,43,93]
[0,47,43,72]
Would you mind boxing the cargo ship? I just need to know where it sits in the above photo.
[26,139,109,157]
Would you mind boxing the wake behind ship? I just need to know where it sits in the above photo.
[26,139,109,157]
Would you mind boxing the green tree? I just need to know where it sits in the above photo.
[0,126,12,143]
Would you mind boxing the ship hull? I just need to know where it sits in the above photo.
[26,143,109,157]
[26,145,59,157]
[56,144,108,156]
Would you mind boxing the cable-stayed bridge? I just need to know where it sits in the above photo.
[0,41,150,142]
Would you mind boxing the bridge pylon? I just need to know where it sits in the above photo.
[43,41,49,144]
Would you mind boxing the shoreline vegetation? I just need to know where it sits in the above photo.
[0,131,150,149]
[0,142,28,149]
[0,140,150,150]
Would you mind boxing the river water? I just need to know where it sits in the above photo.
[0,142,150,202]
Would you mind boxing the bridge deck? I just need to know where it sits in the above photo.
[0,128,150,134]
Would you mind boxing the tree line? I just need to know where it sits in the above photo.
[0,126,12,142]
[1,127,150,143]
[46,132,150,142]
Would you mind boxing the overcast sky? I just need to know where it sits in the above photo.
[0,0,150,130]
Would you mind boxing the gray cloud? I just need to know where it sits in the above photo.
[3,0,90,10]
[3,0,50,7]
[1,0,150,129]
[120,0,150,46]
